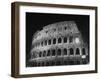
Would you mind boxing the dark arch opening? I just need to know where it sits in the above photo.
[64,48,67,55]
[48,39,51,45]
[82,48,86,55]
[53,38,56,44]
[41,41,43,46]
[76,48,80,55]
[47,50,50,56]
[69,36,73,43]
[70,48,74,55]
[64,37,67,43]
[45,40,47,45]
[52,49,56,56]
[57,49,61,55]
[43,51,46,57]
[58,37,62,43]
[39,52,42,57]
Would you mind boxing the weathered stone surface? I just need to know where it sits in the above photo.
[29,21,89,67]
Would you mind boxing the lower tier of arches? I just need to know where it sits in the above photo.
[28,56,89,67]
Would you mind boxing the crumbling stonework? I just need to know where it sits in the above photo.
[29,21,89,67]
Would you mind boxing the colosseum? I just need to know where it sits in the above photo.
[29,21,89,67]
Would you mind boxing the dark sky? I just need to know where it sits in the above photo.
[26,12,89,64]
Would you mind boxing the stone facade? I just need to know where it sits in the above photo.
[29,21,89,67]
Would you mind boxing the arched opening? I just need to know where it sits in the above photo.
[43,51,46,57]
[76,48,80,55]
[69,48,74,55]
[41,41,43,46]
[64,48,67,55]
[64,37,67,43]
[69,36,73,43]
[47,50,50,56]
[52,49,56,56]
[45,40,47,45]
[57,49,61,55]
[53,38,56,44]
[82,48,86,55]
[58,37,62,43]
[48,39,51,45]
[39,52,42,57]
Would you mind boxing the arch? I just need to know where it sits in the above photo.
[53,38,56,44]
[57,49,61,55]
[69,36,73,43]
[76,48,80,55]
[39,51,42,57]
[69,48,74,55]
[48,39,51,45]
[41,41,43,46]
[47,50,50,56]
[64,48,67,55]
[58,37,62,43]
[82,48,86,55]
[52,49,56,56]
[43,51,46,57]
[45,40,47,45]
[64,37,67,43]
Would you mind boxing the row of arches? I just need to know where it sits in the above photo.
[44,25,70,34]
[34,25,70,41]
[35,48,86,58]
[33,59,88,67]
[34,36,74,48]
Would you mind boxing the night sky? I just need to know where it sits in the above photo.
[26,12,89,66]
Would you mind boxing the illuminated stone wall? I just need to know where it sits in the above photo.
[29,21,89,67]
